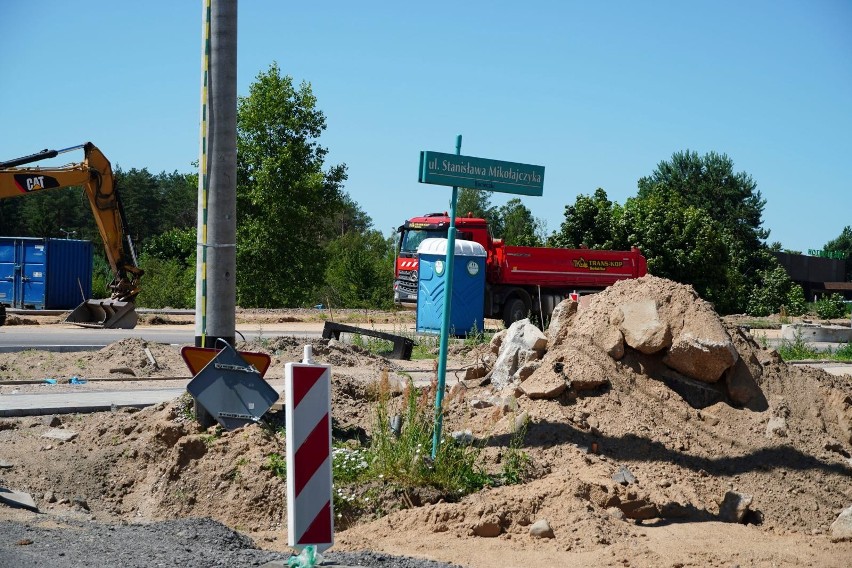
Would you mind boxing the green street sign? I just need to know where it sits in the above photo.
[419,151,545,196]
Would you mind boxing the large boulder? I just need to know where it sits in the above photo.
[663,323,738,384]
[546,298,577,348]
[610,300,671,354]
[490,319,548,390]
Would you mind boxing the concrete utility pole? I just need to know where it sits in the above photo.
[195,0,237,348]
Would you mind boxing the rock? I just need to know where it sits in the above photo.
[765,416,788,438]
[0,487,39,512]
[72,496,90,511]
[490,320,548,389]
[594,326,625,360]
[489,329,506,354]
[830,505,852,542]
[718,490,753,523]
[447,382,467,401]
[451,430,474,445]
[513,361,540,383]
[472,519,502,538]
[659,370,726,409]
[470,398,494,409]
[546,298,577,347]
[41,428,78,442]
[561,348,611,392]
[529,519,555,539]
[611,300,671,355]
[724,355,766,409]
[663,321,738,384]
[0,460,13,469]
[518,365,566,399]
[463,363,489,381]
[44,491,57,503]
[618,497,659,520]
[612,466,636,485]
[42,415,61,427]
[606,507,626,521]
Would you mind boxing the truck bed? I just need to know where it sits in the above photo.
[494,245,647,288]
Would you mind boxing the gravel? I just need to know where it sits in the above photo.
[0,517,463,568]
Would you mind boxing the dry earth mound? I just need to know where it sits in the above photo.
[338,276,852,566]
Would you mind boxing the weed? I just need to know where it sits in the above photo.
[777,328,820,360]
[756,331,769,350]
[367,371,489,495]
[200,427,222,447]
[263,452,287,479]
[332,446,370,484]
[228,457,249,481]
[500,417,531,486]
[463,322,490,347]
[411,334,439,360]
[815,293,847,320]
[351,333,394,356]
[834,343,852,361]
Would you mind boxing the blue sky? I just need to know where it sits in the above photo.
[1,1,850,254]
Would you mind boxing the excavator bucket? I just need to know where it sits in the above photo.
[65,299,138,329]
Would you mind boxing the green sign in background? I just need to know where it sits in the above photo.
[419,151,545,196]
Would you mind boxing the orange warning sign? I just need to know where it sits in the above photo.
[180,346,272,378]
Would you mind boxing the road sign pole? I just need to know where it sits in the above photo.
[432,134,462,460]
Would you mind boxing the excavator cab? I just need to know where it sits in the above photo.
[0,143,143,329]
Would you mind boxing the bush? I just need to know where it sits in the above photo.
[747,266,791,317]
[135,255,195,308]
[784,285,807,317]
[815,293,847,320]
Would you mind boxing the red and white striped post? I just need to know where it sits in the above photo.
[285,345,334,550]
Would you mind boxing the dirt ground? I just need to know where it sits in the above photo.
[1,283,852,568]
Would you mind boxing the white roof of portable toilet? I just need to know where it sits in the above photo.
[417,238,487,257]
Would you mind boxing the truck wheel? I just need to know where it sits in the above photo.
[502,298,528,328]
[0,305,5,327]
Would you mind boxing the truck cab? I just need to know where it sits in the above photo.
[394,213,490,306]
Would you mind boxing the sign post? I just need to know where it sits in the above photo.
[429,135,462,459]
[419,139,545,459]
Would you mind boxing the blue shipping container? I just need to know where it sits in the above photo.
[0,237,93,310]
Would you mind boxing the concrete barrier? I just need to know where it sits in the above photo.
[781,323,852,343]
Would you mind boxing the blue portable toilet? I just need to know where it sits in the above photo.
[416,238,487,337]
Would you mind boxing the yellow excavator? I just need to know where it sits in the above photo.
[0,142,143,328]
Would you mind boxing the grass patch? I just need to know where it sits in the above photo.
[777,328,852,362]
[328,370,532,528]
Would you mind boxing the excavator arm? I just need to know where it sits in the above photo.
[0,142,143,327]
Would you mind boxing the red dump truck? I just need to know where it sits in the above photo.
[394,212,648,327]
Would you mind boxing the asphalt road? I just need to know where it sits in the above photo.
[0,323,328,351]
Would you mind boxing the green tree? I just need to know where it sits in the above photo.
[18,188,90,239]
[747,265,795,317]
[499,198,543,246]
[637,150,768,247]
[615,187,733,310]
[824,226,852,280]
[236,63,347,307]
[635,151,773,313]
[549,188,616,249]
[322,230,394,309]
[114,167,160,245]
[456,188,502,236]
